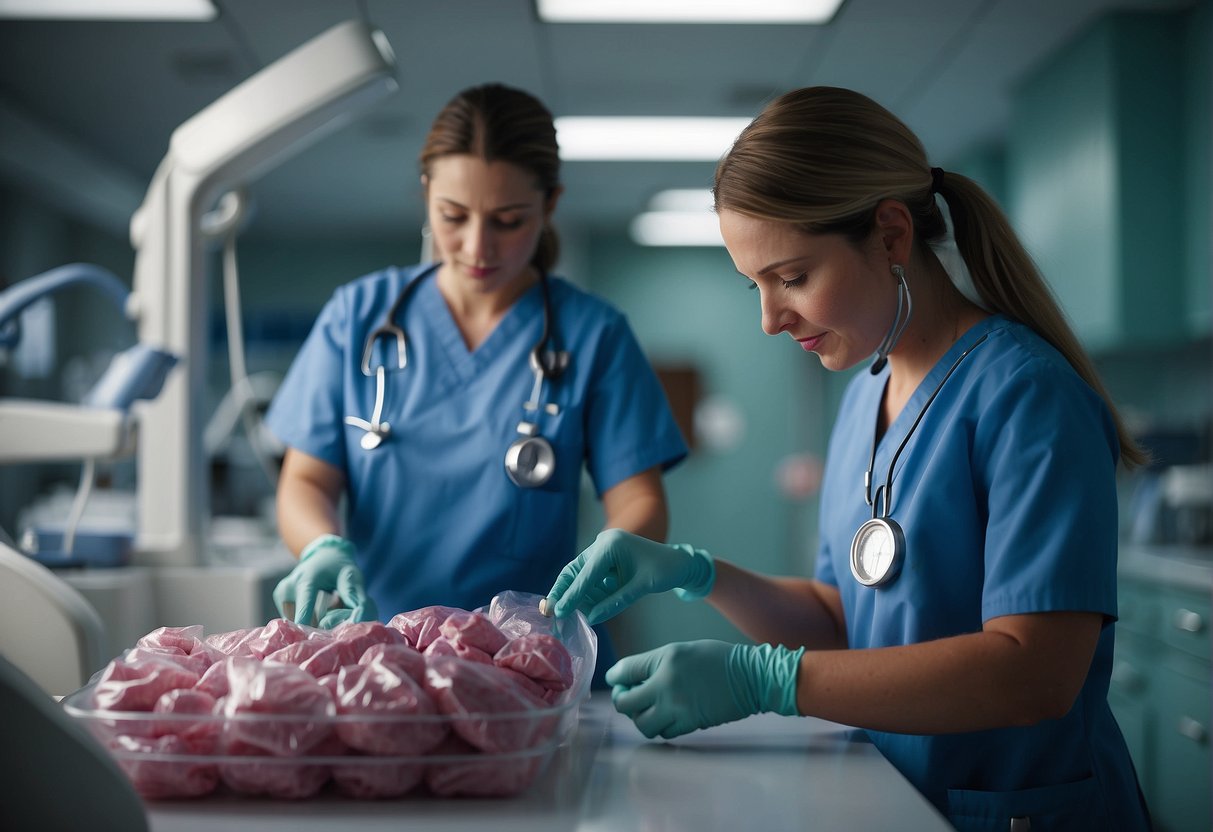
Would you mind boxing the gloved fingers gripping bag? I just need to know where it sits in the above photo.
[60,591,596,800]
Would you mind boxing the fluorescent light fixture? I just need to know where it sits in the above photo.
[630,211,724,247]
[556,117,750,161]
[649,188,715,212]
[537,0,844,24]
[0,0,217,20]
[630,189,724,246]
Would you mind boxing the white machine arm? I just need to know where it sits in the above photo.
[0,263,177,464]
[0,402,130,463]
[130,20,397,565]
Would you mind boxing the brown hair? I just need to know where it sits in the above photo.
[419,83,561,274]
[714,86,1145,468]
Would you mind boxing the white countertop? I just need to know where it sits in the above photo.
[145,692,952,832]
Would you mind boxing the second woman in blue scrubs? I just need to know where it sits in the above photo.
[266,83,687,682]
[544,86,1151,829]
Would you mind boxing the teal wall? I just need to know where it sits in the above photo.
[1113,13,1187,344]
[1183,0,1213,334]
[1007,10,1200,352]
[1000,4,1210,439]
[1007,18,1124,349]
[949,142,1008,208]
[208,235,417,313]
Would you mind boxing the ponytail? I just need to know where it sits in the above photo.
[715,86,1146,469]
[936,171,1147,468]
[532,222,560,276]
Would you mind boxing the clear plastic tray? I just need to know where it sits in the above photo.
[61,593,596,800]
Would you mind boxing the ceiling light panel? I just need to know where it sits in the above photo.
[648,188,715,212]
[0,0,217,20]
[537,0,844,24]
[556,117,751,161]
[630,211,725,247]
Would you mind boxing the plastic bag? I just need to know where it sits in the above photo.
[62,590,595,800]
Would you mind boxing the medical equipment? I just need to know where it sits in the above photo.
[850,333,989,587]
[0,652,148,831]
[0,21,398,676]
[505,344,568,487]
[127,19,397,565]
[346,268,569,488]
[0,264,176,465]
[0,541,107,694]
[200,189,284,486]
[0,264,178,565]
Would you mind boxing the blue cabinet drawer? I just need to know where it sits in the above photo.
[1157,586,1211,663]
[1151,665,1211,832]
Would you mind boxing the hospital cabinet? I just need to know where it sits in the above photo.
[1109,545,1212,832]
[1007,8,1211,353]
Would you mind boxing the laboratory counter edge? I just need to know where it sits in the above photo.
[145,691,953,832]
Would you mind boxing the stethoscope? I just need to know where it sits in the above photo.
[343,268,568,488]
[848,264,989,587]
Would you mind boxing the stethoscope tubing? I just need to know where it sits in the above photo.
[345,268,566,487]
[358,271,421,376]
[863,332,990,520]
[852,331,989,588]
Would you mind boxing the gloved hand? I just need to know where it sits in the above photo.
[544,529,716,626]
[607,640,804,739]
[272,534,378,629]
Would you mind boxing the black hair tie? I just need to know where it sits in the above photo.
[929,166,945,194]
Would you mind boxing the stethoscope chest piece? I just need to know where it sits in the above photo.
[851,332,990,588]
[345,364,393,451]
[504,422,555,487]
[346,270,568,486]
[850,516,906,587]
[504,348,568,488]
[359,424,389,450]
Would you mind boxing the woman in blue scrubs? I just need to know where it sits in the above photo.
[544,87,1151,829]
[266,84,687,681]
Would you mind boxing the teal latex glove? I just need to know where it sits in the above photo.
[272,534,378,628]
[606,640,804,739]
[544,529,715,625]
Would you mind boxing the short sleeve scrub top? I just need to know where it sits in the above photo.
[814,315,1150,831]
[266,264,689,682]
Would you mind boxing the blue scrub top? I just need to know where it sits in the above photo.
[266,264,688,680]
[816,316,1149,831]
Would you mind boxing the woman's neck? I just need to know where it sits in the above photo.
[436,264,540,351]
[882,259,987,424]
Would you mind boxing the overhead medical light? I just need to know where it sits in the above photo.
[128,19,397,565]
[648,188,715,212]
[0,0,217,19]
[555,117,750,161]
[630,188,724,247]
[536,0,844,24]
